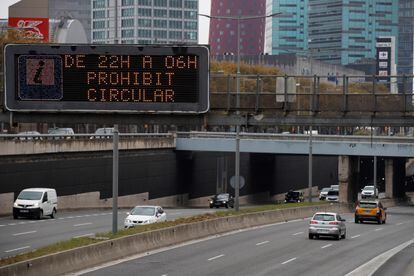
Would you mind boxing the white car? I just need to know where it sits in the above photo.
[326,189,339,202]
[124,205,166,228]
[361,186,378,199]
[309,212,346,240]
[319,187,332,200]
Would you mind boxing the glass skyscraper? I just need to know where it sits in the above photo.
[398,0,414,93]
[91,0,198,44]
[308,0,398,65]
[265,0,309,55]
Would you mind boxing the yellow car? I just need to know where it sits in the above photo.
[355,200,387,224]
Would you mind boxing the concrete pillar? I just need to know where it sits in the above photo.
[338,156,350,202]
[385,159,394,198]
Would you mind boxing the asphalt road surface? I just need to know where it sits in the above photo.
[77,206,414,276]
[0,208,215,259]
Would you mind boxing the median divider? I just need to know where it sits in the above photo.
[0,203,353,276]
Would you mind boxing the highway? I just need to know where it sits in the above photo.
[77,206,414,276]
[0,208,215,259]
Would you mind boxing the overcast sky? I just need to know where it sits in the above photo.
[0,0,211,44]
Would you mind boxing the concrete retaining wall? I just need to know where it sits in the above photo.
[0,203,353,276]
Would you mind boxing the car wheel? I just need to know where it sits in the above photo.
[50,208,56,218]
[336,234,341,240]
[209,205,213,209]
[308,233,313,239]
[13,214,18,219]
[37,210,43,220]
[354,217,359,223]
[341,232,346,239]
[377,218,382,224]
[225,204,229,208]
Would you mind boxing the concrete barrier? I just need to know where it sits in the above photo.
[0,203,353,276]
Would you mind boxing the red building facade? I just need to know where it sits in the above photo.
[209,0,266,56]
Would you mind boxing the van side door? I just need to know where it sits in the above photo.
[42,192,51,215]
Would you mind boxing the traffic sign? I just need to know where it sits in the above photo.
[230,175,245,190]
[4,44,209,113]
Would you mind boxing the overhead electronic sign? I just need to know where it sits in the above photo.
[4,44,209,113]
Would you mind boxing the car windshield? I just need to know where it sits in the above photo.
[17,191,43,200]
[359,202,377,208]
[313,214,335,221]
[321,188,331,192]
[49,129,68,135]
[327,190,339,196]
[216,194,229,200]
[364,186,375,191]
[130,207,156,216]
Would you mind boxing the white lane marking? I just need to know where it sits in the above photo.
[374,228,383,231]
[75,216,84,218]
[8,223,16,226]
[5,246,30,253]
[84,215,91,217]
[351,235,361,239]
[67,216,74,219]
[208,254,225,261]
[58,218,65,220]
[73,233,94,239]
[13,230,37,236]
[288,219,302,223]
[321,244,332,249]
[0,224,5,227]
[256,241,269,246]
[292,232,304,236]
[281,257,297,265]
[345,238,414,276]
[396,222,404,226]
[73,223,92,227]
[28,221,36,223]
[18,222,26,225]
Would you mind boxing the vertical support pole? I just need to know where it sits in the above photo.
[308,125,313,202]
[373,155,377,197]
[112,124,119,234]
[234,16,241,212]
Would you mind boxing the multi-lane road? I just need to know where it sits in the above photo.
[0,208,215,259]
[74,206,414,276]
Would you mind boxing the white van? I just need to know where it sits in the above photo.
[13,188,57,219]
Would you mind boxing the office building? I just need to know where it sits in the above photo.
[209,0,266,56]
[398,0,414,94]
[308,0,398,65]
[91,0,198,44]
[265,0,308,56]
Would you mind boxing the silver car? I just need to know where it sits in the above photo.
[309,212,346,240]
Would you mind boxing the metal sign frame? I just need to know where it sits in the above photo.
[4,44,210,114]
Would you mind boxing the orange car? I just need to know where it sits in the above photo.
[355,200,387,224]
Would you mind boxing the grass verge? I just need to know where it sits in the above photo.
[0,202,327,267]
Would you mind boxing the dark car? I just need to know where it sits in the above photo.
[209,193,234,208]
[284,190,304,203]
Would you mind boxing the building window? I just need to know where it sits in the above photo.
[93,10,105,19]
[121,29,134,38]
[169,31,182,39]
[169,0,182,8]
[154,19,167,28]
[138,19,152,27]
[184,0,197,9]
[154,9,168,17]
[138,29,152,37]
[169,21,182,29]
[169,10,182,18]
[184,21,197,30]
[184,11,197,19]
[154,0,167,6]
[138,8,152,17]
[154,30,167,38]
[93,31,105,39]
[121,19,134,27]
[93,0,106,8]
[138,0,152,5]
[184,31,197,40]
[93,21,106,29]
[121,8,134,17]
[122,0,134,6]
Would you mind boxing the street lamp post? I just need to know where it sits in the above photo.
[199,12,282,211]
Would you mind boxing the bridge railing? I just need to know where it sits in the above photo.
[0,133,175,141]
[210,74,414,115]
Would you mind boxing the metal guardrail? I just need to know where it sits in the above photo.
[0,133,175,141]
[176,131,414,144]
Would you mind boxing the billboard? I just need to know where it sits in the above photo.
[376,36,396,93]
[4,44,210,113]
[8,17,49,42]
